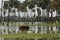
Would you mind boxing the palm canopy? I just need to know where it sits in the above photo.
[3,0,52,12]
[3,0,20,9]
[37,0,51,9]
[9,0,20,8]
[17,3,27,12]
[3,0,27,12]
[3,1,8,9]
[27,0,36,9]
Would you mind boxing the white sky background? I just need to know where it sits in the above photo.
[0,0,57,17]
[0,0,2,8]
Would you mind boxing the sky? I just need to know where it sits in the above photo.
[0,0,2,8]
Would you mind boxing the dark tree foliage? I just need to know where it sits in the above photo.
[9,0,20,8]
[4,1,8,9]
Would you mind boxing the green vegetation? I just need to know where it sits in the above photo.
[0,33,60,40]
[1,22,60,27]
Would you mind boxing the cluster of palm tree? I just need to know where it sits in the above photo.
[0,0,60,22]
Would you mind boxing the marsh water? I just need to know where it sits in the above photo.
[0,25,60,34]
[0,25,60,40]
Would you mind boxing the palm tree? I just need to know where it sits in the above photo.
[3,9,6,23]
[43,0,51,23]
[50,0,60,23]
[36,0,50,22]
[17,6,21,21]
[28,0,36,22]
[21,3,27,22]
[3,0,20,33]
[50,0,56,22]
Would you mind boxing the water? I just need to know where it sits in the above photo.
[0,25,60,34]
[0,25,19,34]
[0,25,60,40]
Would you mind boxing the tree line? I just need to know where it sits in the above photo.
[0,0,60,22]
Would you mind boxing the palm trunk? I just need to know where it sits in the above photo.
[7,3,10,34]
[7,11,10,34]
[45,2,50,23]
[46,6,50,23]
[56,10,58,24]
[27,6,29,25]
[3,12,5,25]
[51,9,53,22]
[18,10,20,22]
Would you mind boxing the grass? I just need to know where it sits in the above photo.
[0,33,60,39]
[0,22,60,27]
